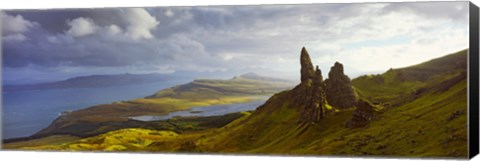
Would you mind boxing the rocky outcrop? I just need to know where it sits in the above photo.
[297,65,327,122]
[325,62,356,109]
[245,47,357,124]
[300,47,315,83]
[293,47,327,123]
[346,99,377,128]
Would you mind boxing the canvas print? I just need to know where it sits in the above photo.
[1,1,472,158]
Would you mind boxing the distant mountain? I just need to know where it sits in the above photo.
[232,72,294,83]
[148,72,294,98]
[3,73,190,92]
[3,72,293,92]
[3,78,55,86]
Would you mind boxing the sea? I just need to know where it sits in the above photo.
[1,80,189,139]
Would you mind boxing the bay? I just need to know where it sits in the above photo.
[129,99,266,121]
[1,80,189,139]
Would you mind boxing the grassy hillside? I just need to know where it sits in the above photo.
[11,77,466,157]
[352,49,467,106]
[4,50,468,158]
[185,61,467,157]
[4,112,250,151]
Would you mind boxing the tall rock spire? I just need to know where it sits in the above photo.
[298,48,326,123]
[325,62,356,109]
[308,65,326,121]
[300,47,315,83]
[256,47,328,124]
[314,65,323,82]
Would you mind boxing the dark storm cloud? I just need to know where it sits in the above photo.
[1,2,470,81]
[2,26,217,68]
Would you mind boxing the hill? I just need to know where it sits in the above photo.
[3,73,186,92]
[233,72,294,83]
[149,72,293,99]
[3,48,468,158]
[352,49,467,107]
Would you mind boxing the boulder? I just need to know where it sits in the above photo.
[346,99,377,128]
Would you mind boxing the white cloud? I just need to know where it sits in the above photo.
[220,53,234,61]
[1,12,35,34]
[309,4,464,76]
[66,17,97,37]
[106,24,122,35]
[165,34,208,58]
[184,64,227,72]
[3,3,470,79]
[124,8,159,40]
[3,33,27,42]
[164,9,175,17]
[1,12,36,42]
[325,27,468,75]
[46,35,60,44]
[46,34,75,44]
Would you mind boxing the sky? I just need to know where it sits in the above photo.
[1,2,470,84]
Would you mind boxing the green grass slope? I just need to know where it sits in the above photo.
[298,78,467,157]
[184,75,467,158]
[16,76,466,157]
[352,49,467,106]
[187,50,468,157]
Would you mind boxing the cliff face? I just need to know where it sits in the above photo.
[325,62,357,109]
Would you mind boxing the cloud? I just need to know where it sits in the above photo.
[1,12,35,34]
[59,9,159,40]
[123,8,160,40]
[66,17,98,37]
[1,2,470,81]
[1,12,36,42]
[3,33,28,42]
[164,9,175,17]
[106,24,122,35]
[381,2,468,23]
[220,53,234,61]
